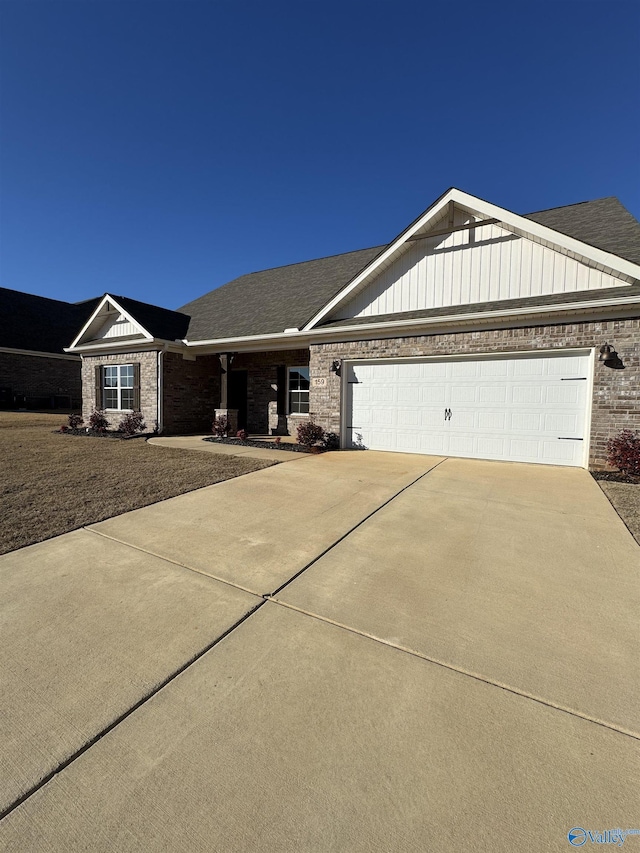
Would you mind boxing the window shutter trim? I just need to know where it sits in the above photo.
[95,366,104,409]
[133,363,141,411]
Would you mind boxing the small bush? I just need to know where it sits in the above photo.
[89,408,109,433]
[606,430,640,477]
[235,429,248,441]
[68,413,84,430]
[296,421,325,447]
[323,432,340,450]
[60,424,69,433]
[118,411,146,436]
[212,415,231,438]
[274,436,282,445]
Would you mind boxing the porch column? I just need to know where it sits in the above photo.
[273,364,288,435]
[214,352,238,435]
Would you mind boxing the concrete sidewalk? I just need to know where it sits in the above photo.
[1,453,638,851]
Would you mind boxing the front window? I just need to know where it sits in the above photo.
[288,366,309,414]
[104,364,134,410]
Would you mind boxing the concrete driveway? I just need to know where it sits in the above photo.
[1,452,638,851]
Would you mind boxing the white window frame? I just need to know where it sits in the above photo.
[288,366,310,415]
[103,364,135,411]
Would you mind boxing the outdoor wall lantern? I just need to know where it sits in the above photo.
[599,343,624,369]
[330,360,342,376]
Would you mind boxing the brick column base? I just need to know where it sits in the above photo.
[214,408,239,435]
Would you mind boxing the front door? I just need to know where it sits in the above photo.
[230,370,248,430]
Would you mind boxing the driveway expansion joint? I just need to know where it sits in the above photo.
[0,598,268,824]
[83,527,263,598]
[268,457,448,598]
[265,598,640,743]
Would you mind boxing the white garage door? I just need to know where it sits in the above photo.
[346,352,591,467]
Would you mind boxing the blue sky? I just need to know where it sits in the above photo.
[1,0,638,309]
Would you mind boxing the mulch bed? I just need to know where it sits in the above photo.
[56,428,154,440]
[591,471,640,485]
[204,436,327,453]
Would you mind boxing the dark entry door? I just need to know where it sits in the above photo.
[229,370,248,430]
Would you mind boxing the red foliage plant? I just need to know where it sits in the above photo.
[606,430,640,477]
[296,421,325,447]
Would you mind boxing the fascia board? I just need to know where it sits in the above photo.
[104,296,155,341]
[69,294,154,348]
[64,338,170,354]
[303,188,640,331]
[449,189,640,279]
[182,292,640,352]
[302,190,457,330]
[69,294,111,348]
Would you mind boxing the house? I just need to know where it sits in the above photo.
[0,288,99,410]
[67,188,640,469]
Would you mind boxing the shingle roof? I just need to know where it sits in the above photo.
[110,295,190,341]
[179,246,384,341]
[523,197,640,266]
[176,197,639,342]
[0,288,101,354]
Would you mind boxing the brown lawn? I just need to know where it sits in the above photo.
[0,412,274,555]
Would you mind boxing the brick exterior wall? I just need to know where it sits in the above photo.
[232,349,310,434]
[81,351,159,430]
[0,352,82,409]
[309,318,640,469]
[162,352,220,434]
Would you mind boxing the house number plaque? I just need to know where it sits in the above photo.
[311,377,327,387]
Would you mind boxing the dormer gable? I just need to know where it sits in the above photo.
[69,295,154,349]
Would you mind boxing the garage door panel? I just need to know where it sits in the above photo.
[420,386,446,403]
[477,412,507,430]
[511,412,543,432]
[545,385,582,404]
[512,386,544,404]
[346,354,590,467]
[450,385,478,403]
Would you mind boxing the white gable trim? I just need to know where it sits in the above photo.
[303,189,640,330]
[69,295,154,349]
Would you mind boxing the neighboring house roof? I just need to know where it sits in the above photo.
[523,197,640,266]
[0,287,101,354]
[176,195,640,342]
[179,246,384,342]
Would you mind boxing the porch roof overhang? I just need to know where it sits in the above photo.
[181,292,640,353]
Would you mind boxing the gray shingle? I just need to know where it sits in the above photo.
[179,246,384,341]
[523,197,640,266]
[176,197,639,342]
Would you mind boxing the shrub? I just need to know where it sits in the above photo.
[68,413,84,430]
[89,408,109,433]
[118,411,146,436]
[60,424,69,433]
[274,436,282,445]
[296,421,325,447]
[212,415,231,438]
[236,429,248,441]
[606,430,640,477]
[323,432,340,450]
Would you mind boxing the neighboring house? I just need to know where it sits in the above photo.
[0,288,99,410]
[67,188,640,469]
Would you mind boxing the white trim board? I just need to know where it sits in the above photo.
[303,189,640,330]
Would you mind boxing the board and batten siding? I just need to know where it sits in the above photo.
[94,314,144,340]
[333,222,631,320]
